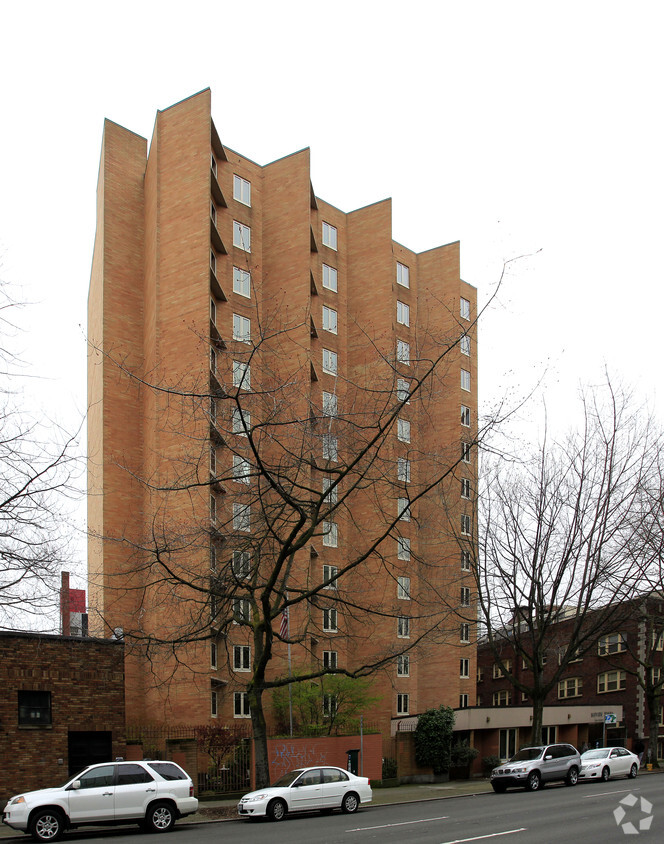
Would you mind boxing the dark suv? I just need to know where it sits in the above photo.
[490,744,581,792]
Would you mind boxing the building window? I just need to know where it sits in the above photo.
[233,174,251,206]
[211,690,218,717]
[210,444,217,476]
[460,586,470,607]
[233,598,250,623]
[460,297,470,320]
[323,694,338,717]
[323,564,338,589]
[210,347,217,374]
[233,267,251,298]
[396,340,410,365]
[499,728,517,760]
[322,305,338,334]
[322,349,338,375]
[211,641,217,669]
[398,498,411,521]
[493,660,512,679]
[233,550,251,579]
[233,221,251,252]
[233,645,251,671]
[460,335,470,356]
[210,545,217,572]
[461,550,471,571]
[233,314,251,343]
[461,442,471,463]
[460,658,470,678]
[234,692,251,718]
[210,297,217,326]
[653,630,664,651]
[397,458,411,483]
[323,650,338,670]
[460,622,470,643]
[397,693,409,714]
[232,361,251,390]
[211,153,217,176]
[558,677,582,699]
[210,201,217,226]
[493,690,512,706]
[461,478,471,499]
[397,654,410,676]
[397,419,411,443]
[396,262,410,288]
[323,608,338,632]
[461,369,471,391]
[477,666,484,683]
[461,514,471,535]
[210,249,217,274]
[397,301,410,326]
[652,667,662,684]
[397,537,411,561]
[322,391,338,416]
[210,494,217,524]
[598,670,626,693]
[233,455,251,484]
[323,476,338,505]
[541,726,557,744]
[210,397,217,426]
[18,691,51,726]
[322,222,338,250]
[322,434,338,461]
[323,522,338,547]
[598,633,627,656]
[397,379,410,402]
[397,576,410,599]
[322,264,338,292]
[459,694,469,709]
[233,503,251,532]
[398,616,410,638]
[232,407,250,436]
[461,405,471,427]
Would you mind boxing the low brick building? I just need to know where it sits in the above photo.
[0,632,125,800]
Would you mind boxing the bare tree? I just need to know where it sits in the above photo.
[0,278,78,630]
[474,382,657,744]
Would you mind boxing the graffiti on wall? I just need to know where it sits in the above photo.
[270,742,329,779]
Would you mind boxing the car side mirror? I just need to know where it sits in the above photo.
[544,755,552,761]
[70,781,81,790]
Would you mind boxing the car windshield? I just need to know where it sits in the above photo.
[272,770,304,788]
[581,749,610,759]
[509,747,544,762]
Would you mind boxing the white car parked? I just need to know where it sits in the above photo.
[2,760,198,842]
[579,747,639,781]
[238,765,372,821]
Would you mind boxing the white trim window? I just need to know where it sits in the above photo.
[233,550,251,579]
[397,616,410,638]
[233,645,251,671]
[396,262,410,288]
[323,564,338,589]
[460,586,470,607]
[323,650,338,670]
[323,694,338,717]
[461,550,471,571]
[234,691,251,718]
[210,250,217,274]
[460,297,470,320]
[232,407,250,436]
[211,690,218,717]
[461,405,471,427]
[233,266,251,297]
[558,677,582,699]
[322,349,338,375]
[598,633,627,656]
[210,444,217,475]
[493,690,512,706]
[397,693,409,714]
[233,598,251,622]
[397,458,411,483]
[461,514,471,535]
[398,498,411,521]
[459,694,469,708]
[397,576,410,599]
[460,658,470,678]
[397,301,410,326]
[322,521,338,548]
[211,641,218,669]
[397,419,411,443]
[397,379,410,402]
[233,361,251,390]
[322,305,338,334]
[460,622,470,643]
[210,494,217,524]
[210,347,217,374]
[210,153,217,176]
[460,335,470,356]
[322,222,338,250]
[210,297,217,326]
[233,503,251,532]
[461,478,471,499]
[598,670,626,693]
[322,434,338,461]
[233,455,251,484]
[322,391,338,417]
[233,221,251,252]
[233,314,251,343]
[323,476,338,505]
[462,442,471,463]
[397,537,411,561]
[322,263,338,292]
[323,608,338,632]
[397,654,410,676]
[233,174,251,206]
[397,340,410,366]
[461,369,471,392]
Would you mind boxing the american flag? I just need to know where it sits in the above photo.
[280,606,289,639]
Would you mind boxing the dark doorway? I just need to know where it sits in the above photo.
[68,731,113,777]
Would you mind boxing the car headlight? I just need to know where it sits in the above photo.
[9,797,26,806]
[510,767,526,773]
[584,763,601,769]
[243,794,269,802]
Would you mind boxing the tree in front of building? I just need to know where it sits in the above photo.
[414,705,455,775]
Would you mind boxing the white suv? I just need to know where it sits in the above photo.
[2,760,198,842]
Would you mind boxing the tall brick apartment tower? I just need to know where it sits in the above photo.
[88,89,478,736]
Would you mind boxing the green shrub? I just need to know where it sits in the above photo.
[482,755,501,776]
[414,706,455,775]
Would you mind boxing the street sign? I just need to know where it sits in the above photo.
[605,713,617,724]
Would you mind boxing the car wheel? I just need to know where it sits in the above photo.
[601,767,610,783]
[267,798,287,822]
[341,792,360,814]
[628,763,638,779]
[525,771,541,792]
[492,783,507,793]
[566,767,579,786]
[30,809,65,842]
[145,802,175,833]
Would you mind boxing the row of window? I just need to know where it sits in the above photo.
[489,670,630,707]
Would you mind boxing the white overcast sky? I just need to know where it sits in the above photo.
[1,0,663,587]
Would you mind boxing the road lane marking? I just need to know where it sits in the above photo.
[437,830,527,843]
[346,815,449,831]
[583,788,633,799]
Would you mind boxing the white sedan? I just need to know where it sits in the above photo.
[579,747,639,782]
[237,766,372,821]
